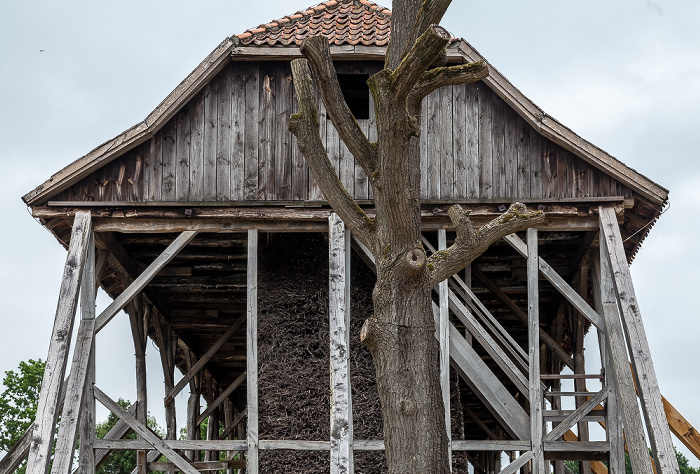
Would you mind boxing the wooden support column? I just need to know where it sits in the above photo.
[127,296,148,474]
[329,214,354,474]
[594,226,653,474]
[574,267,592,474]
[438,229,451,470]
[78,233,96,474]
[599,206,679,473]
[247,228,259,474]
[527,229,545,472]
[27,211,92,474]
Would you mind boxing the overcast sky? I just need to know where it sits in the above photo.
[1,0,699,466]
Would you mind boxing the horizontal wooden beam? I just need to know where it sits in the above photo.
[147,460,245,471]
[545,387,609,441]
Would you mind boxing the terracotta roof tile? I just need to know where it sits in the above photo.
[234,0,392,46]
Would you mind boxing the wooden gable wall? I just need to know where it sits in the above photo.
[54,60,633,204]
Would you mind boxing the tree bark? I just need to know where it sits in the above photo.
[290,2,544,471]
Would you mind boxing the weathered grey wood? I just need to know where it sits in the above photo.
[216,66,232,201]
[203,78,219,201]
[328,214,353,474]
[492,91,506,198]
[95,230,197,332]
[478,83,493,198]
[526,228,545,472]
[220,407,247,440]
[175,102,191,201]
[599,205,678,474]
[258,65,275,200]
[591,257,626,474]
[93,438,247,451]
[275,65,293,200]
[189,89,205,201]
[465,83,480,199]
[197,372,246,426]
[164,314,245,405]
[498,451,534,474]
[91,403,138,471]
[545,387,609,442]
[231,63,246,201]
[437,229,451,468]
[27,211,92,474]
[595,240,653,474]
[127,298,148,474]
[574,266,593,474]
[543,441,611,453]
[93,387,200,474]
[440,86,454,198]
[148,460,245,472]
[129,447,161,474]
[247,228,259,474]
[453,83,467,199]
[186,391,201,461]
[51,319,96,474]
[516,115,531,199]
[244,64,259,200]
[504,233,604,330]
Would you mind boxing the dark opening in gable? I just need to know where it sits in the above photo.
[337,74,370,120]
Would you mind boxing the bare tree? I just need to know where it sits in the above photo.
[289,1,544,472]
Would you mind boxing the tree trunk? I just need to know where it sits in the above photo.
[288,2,544,472]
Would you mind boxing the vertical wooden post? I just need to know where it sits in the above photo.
[437,229,452,470]
[599,206,678,473]
[329,214,354,474]
[591,258,625,474]
[575,266,592,474]
[78,235,96,474]
[128,296,148,474]
[247,229,259,474]
[527,229,545,472]
[27,211,92,474]
[154,309,177,474]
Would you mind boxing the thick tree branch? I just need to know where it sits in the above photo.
[387,0,453,69]
[390,24,451,99]
[407,61,489,110]
[300,36,378,180]
[427,203,544,287]
[288,58,376,248]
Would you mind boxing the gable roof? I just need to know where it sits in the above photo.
[235,0,391,46]
[22,0,668,211]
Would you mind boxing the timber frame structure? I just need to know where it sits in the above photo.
[4,1,699,473]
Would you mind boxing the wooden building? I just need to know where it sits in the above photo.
[2,0,698,473]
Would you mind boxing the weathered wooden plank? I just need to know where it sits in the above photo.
[529,122,542,199]
[599,205,679,474]
[466,82,480,199]
[189,89,205,201]
[146,131,163,202]
[92,438,247,451]
[147,460,245,472]
[216,64,232,201]
[196,372,246,426]
[161,119,177,201]
[440,86,454,199]
[491,92,506,198]
[478,83,493,199]
[26,212,92,474]
[308,84,326,201]
[203,76,219,201]
[527,229,545,472]
[437,230,451,469]
[275,64,293,200]
[93,387,200,474]
[77,342,95,474]
[290,72,307,200]
[258,65,275,200]
[51,319,96,474]
[664,396,700,460]
[545,387,609,442]
[515,115,531,199]
[247,229,259,474]
[175,103,191,201]
[419,89,430,198]
[329,214,353,474]
[244,63,259,200]
[231,63,246,201]
[186,391,201,461]
[592,241,653,474]
[95,230,197,332]
[164,315,245,405]
[504,233,604,330]
[452,83,467,199]
[425,89,441,199]
[504,107,517,198]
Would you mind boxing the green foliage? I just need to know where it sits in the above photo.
[0,359,46,474]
